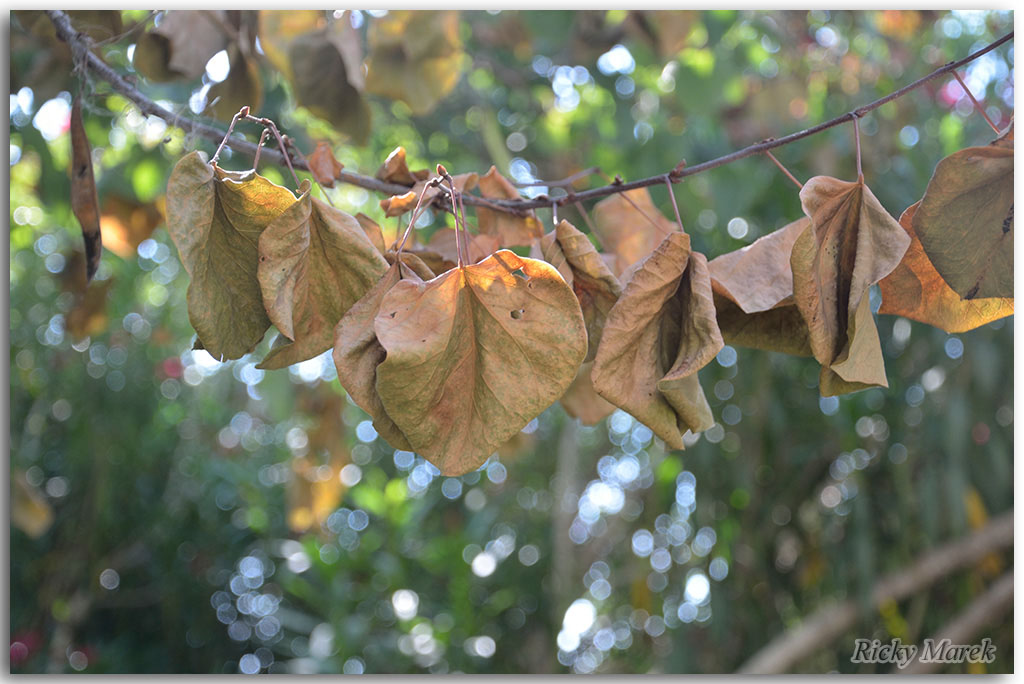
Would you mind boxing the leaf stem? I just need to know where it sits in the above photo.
[952,70,1001,134]
[212,106,248,165]
[251,128,270,169]
[396,178,441,255]
[764,149,803,189]
[663,175,685,232]
[851,112,864,181]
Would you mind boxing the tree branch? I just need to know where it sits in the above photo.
[735,511,1013,674]
[47,10,1012,217]
[896,570,1013,674]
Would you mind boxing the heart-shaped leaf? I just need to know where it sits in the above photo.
[374,251,587,475]
[592,188,676,276]
[593,232,721,448]
[791,175,911,395]
[879,202,1013,332]
[166,151,298,361]
[257,182,388,370]
[913,125,1013,299]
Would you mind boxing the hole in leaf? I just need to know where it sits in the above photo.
[389,312,397,318]
[511,268,529,281]
[510,309,524,319]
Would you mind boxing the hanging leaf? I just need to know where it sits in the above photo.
[537,220,622,360]
[364,10,466,116]
[207,44,263,121]
[475,166,544,247]
[379,172,478,217]
[376,146,430,185]
[286,19,371,143]
[879,202,1013,332]
[593,232,721,449]
[374,251,587,475]
[592,187,676,276]
[333,259,428,452]
[100,195,164,259]
[166,151,298,361]
[560,362,617,426]
[66,278,115,341]
[791,176,911,395]
[913,124,1013,299]
[708,217,812,356]
[133,10,228,82]
[257,182,389,370]
[69,98,102,282]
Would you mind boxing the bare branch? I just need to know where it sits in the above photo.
[46,10,1012,217]
[736,512,1013,674]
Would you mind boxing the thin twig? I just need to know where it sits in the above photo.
[764,149,803,189]
[251,127,270,169]
[663,175,685,232]
[736,512,1013,674]
[44,10,1013,216]
[514,166,602,189]
[212,106,248,165]
[852,112,864,180]
[952,70,1001,134]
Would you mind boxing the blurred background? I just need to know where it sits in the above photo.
[9,9,1014,674]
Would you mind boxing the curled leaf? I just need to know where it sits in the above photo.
[333,259,429,452]
[538,220,622,360]
[257,182,388,370]
[380,172,478,218]
[791,176,911,395]
[592,188,675,276]
[708,217,812,356]
[166,151,298,361]
[878,202,1013,332]
[376,146,430,185]
[374,251,587,474]
[476,166,544,247]
[70,99,102,282]
[307,142,345,188]
[913,127,1013,299]
[593,232,721,448]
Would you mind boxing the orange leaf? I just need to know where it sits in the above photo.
[878,202,1013,332]
[375,146,429,185]
[100,195,163,259]
[308,142,344,188]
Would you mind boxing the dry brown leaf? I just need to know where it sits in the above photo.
[307,142,344,188]
[475,166,544,247]
[560,362,617,425]
[375,146,430,185]
[538,220,622,361]
[592,188,676,276]
[592,232,721,448]
[166,151,298,361]
[207,43,263,121]
[70,99,101,282]
[708,217,812,356]
[374,251,587,475]
[355,213,388,255]
[380,172,478,217]
[66,277,115,341]
[257,10,326,80]
[791,176,911,395]
[257,182,389,370]
[333,261,425,451]
[100,195,163,259]
[878,202,1013,332]
[913,125,1013,299]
